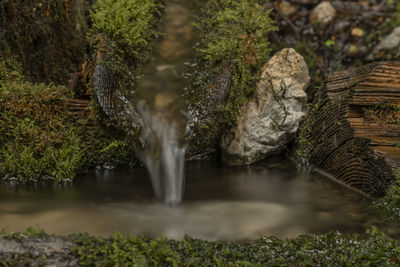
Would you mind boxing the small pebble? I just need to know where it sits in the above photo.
[310,1,336,26]
[276,1,297,17]
[348,44,359,55]
[351,27,364,37]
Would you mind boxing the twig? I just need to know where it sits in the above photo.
[186,149,216,161]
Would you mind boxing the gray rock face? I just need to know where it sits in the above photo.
[0,237,76,266]
[371,26,400,59]
[221,48,310,165]
[375,26,400,51]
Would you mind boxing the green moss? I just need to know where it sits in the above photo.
[293,87,324,167]
[380,2,400,35]
[90,0,161,60]
[0,0,89,84]
[0,0,166,181]
[73,232,180,266]
[89,0,163,83]
[374,169,400,219]
[88,0,164,130]
[1,227,400,265]
[70,227,400,266]
[186,0,277,153]
[0,60,137,182]
[201,0,276,121]
[363,104,400,125]
[0,226,47,240]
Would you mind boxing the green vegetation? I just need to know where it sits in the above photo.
[0,0,89,84]
[0,226,47,240]
[90,0,161,60]
[0,59,136,182]
[381,1,400,35]
[363,104,400,125]
[89,0,162,89]
[0,0,165,182]
[73,228,400,266]
[186,0,276,152]
[292,88,324,167]
[374,169,400,219]
[2,227,400,266]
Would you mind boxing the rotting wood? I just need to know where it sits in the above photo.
[297,62,400,197]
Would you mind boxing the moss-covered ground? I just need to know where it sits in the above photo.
[1,227,400,266]
[1,0,400,265]
[0,59,136,182]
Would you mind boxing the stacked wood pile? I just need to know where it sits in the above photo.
[300,62,400,197]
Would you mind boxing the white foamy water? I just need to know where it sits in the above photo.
[138,101,187,205]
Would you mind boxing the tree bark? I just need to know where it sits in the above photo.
[297,62,400,197]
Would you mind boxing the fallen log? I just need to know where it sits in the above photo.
[296,62,400,197]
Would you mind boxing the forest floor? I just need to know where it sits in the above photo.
[1,0,400,266]
[1,226,400,266]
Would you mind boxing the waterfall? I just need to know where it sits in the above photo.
[137,101,188,205]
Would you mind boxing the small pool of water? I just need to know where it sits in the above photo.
[0,158,397,241]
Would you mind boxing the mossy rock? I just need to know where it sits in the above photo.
[88,0,163,140]
[184,0,277,156]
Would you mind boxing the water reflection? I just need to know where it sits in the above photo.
[1,158,397,240]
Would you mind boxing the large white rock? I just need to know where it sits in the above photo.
[221,48,310,165]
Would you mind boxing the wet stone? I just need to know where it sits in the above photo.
[276,1,297,17]
[351,27,364,37]
[373,26,400,53]
[310,1,336,26]
[221,48,310,165]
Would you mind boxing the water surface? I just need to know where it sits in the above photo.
[1,158,396,241]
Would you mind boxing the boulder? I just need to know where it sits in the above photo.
[368,26,400,60]
[375,26,400,51]
[221,48,310,165]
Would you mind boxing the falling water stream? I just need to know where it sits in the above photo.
[138,102,187,205]
[132,0,198,204]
